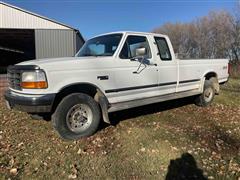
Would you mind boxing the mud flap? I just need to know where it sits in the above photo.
[5,100,11,110]
[99,96,110,124]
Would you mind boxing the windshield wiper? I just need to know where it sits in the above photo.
[78,53,112,57]
[94,54,111,57]
[79,54,96,57]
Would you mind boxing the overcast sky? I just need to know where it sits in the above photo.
[3,0,238,39]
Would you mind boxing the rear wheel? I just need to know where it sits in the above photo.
[52,93,101,140]
[195,80,215,107]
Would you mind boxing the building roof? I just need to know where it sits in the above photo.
[0,1,77,30]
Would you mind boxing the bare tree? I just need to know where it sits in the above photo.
[153,6,240,62]
[230,3,240,62]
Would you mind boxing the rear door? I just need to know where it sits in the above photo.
[154,36,177,95]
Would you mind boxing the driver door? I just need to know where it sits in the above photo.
[107,34,159,103]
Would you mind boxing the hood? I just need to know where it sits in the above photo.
[17,57,77,66]
[17,56,113,71]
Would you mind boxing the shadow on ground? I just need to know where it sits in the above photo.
[108,96,195,126]
[166,153,207,180]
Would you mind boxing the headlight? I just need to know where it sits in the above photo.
[21,70,48,89]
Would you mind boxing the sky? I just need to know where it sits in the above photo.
[2,0,239,39]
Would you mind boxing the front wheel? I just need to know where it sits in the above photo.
[52,93,101,140]
[195,80,215,107]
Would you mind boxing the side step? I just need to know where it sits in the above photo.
[108,89,201,112]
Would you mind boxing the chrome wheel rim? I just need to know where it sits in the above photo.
[204,88,213,102]
[66,104,93,133]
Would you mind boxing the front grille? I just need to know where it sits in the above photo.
[7,68,22,90]
[7,65,40,91]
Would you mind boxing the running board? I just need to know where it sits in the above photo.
[108,89,201,112]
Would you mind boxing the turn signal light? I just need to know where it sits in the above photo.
[20,81,48,89]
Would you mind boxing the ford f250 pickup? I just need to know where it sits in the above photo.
[5,31,229,140]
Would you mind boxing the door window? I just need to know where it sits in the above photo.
[120,35,151,59]
[154,37,172,61]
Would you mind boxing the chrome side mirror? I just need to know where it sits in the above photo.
[135,47,147,57]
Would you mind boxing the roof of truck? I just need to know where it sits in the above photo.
[92,31,167,39]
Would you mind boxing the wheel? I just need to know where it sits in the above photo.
[209,77,219,94]
[195,80,215,107]
[52,93,101,140]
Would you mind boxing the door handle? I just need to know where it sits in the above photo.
[97,76,109,80]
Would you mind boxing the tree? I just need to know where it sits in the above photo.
[230,3,240,62]
[153,7,240,62]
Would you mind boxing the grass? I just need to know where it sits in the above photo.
[215,78,240,106]
[0,78,240,179]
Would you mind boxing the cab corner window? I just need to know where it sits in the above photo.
[154,37,172,61]
[119,35,151,59]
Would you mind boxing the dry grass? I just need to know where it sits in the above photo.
[0,78,240,179]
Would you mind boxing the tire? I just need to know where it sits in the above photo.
[195,80,215,107]
[209,77,219,94]
[52,93,101,140]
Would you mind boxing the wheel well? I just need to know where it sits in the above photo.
[51,83,99,113]
[204,72,219,94]
[204,72,217,80]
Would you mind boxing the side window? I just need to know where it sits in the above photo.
[154,37,172,61]
[120,35,151,59]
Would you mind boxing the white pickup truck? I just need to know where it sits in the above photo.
[5,31,229,140]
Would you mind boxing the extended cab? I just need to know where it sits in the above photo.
[5,31,229,139]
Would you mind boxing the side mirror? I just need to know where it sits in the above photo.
[132,47,157,66]
[135,47,147,57]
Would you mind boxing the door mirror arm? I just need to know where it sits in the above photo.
[131,56,157,66]
[133,56,146,74]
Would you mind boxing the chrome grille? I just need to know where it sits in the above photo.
[7,68,21,90]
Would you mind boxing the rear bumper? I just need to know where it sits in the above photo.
[219,76,229,84]
[4,90,55,113]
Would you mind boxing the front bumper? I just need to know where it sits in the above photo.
[4,90,56,113]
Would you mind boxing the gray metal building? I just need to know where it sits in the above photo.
[0,1,85,74]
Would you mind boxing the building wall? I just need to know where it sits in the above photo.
[0,3,70,29]
[0,2,85,94]
[35,29,77,59]
[75,32,85,53]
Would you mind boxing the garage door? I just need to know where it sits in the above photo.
[0,28,35,74]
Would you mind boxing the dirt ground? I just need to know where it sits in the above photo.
[0,78,240,179]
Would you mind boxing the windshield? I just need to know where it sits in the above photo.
[76,33,123,57]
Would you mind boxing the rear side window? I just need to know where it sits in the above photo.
[120,35,151,59]
[154,37,172,61]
